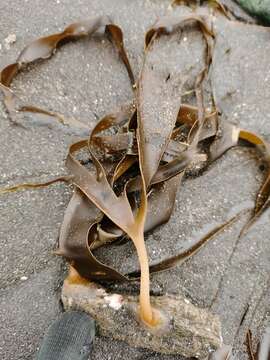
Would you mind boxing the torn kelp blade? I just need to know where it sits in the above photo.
[0,16,135,127]
[138,14,213,187]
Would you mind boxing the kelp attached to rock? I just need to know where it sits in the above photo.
[1,12,270,337]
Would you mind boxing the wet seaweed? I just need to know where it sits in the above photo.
[1,12,270,333]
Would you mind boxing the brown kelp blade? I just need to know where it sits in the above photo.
[66,136,158,325]
[58,174,183,282]
[0,17,135,126]
[57,104,137,282]
[66,141,136,235]
[92,104,218,163]
[57,188,128,281]
[0,16,134,87]
[0,176,71,194]
[138,14,213,188]
[209,121,240,161]
[57,102,203,282]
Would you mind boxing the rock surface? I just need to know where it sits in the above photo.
[62,278,222,358]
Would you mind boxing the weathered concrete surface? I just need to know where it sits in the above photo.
[1,1,270,360]
[62,278,222,358]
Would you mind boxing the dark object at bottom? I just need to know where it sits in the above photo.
[36,311,95,360]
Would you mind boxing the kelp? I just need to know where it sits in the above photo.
[1,13,270,332]
[0,175,72,194]
[0,16,135,124]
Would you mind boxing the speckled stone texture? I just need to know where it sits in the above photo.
[62,279,222,358]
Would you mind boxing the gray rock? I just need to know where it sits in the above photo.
[62,279,222,358]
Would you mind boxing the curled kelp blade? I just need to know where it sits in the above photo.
[66,137,158,326]
[66,141,135,235]
[209,121,240,161]
[138,14,214,187]
[57,174,184,282]
[56,99,185,283]
[208,126,270,235]
[58,98,187,282]
[0,17,135,127]
[0,16,134,87]
[89,102,136,164]
[92,104,218,163]
[57,98,223,282]
[57,188,128,281]
[144,14,213,48]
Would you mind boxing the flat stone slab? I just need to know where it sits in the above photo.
[62,277,222,358]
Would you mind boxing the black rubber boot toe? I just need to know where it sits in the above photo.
[36,311,95,360]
